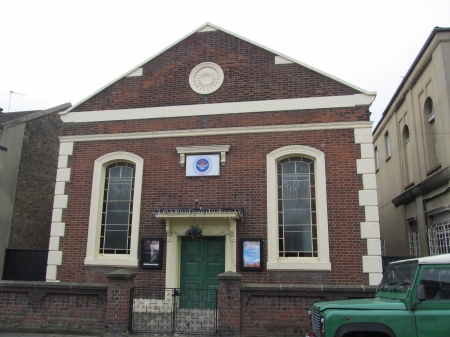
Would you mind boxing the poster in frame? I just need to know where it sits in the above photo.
[241,238,263,271]
[141,238,163,269]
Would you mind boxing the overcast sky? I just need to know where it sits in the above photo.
[2,0,450,127]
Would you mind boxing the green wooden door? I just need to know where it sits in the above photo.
[180,237,225,308]
[180,236,225,290]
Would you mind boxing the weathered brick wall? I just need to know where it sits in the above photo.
[71,30,358,113]
[8,112,63,249]
[0,281,107,333]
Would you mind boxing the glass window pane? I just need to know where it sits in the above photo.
[283,200,311,224]
[121,167,133,178]
[296,161,309,173]
[106,202,130,224]
[104,225,129,249]
[277,157,315,256]
[283,174,310,199]
[109,167,121,178]
[282,162,295,174]
[285,230,312,252]
[101,162,135,255]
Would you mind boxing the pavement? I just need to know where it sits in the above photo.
[0,333,194,337]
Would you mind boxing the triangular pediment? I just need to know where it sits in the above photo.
[63,22,375,114]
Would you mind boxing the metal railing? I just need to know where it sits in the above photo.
[130,287,218,335]
[2,249,48,281]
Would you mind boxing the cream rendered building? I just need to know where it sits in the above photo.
[373,27,450,257]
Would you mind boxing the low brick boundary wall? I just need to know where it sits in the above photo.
[1,271,376,336]
[240,283,377,337]
[218,272,377,337]
[0,280,107,334]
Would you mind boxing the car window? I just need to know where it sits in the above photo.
[420,267,450,300]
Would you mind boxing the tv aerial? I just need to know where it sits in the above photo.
[8,90,25,112]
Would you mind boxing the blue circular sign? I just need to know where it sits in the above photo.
[193,156,212,175]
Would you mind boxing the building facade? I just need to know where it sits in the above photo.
[373,27,450,258]
[47,23,382,288]
[0,103,70,277]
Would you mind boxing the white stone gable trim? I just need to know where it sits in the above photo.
[355,127,382,285]
[275,56,294,64]
[126,68,143,77]
[60,121,373,144]
[61,94,375,123]
[61,22,375,115]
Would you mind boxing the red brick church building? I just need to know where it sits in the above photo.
[47,22,381,291]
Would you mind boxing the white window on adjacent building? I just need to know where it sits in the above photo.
[427,208,450,256]
[408,219,420,257]
[85,151,144,267]
[266,145,330,271]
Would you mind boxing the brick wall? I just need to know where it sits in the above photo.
[0,281,107,333]
[71,30,358,113]
[8,112,63,249]
[217,271,376,337]
[58,126,367,286]
[239,284,376,337]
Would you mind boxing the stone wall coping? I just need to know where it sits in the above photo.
[106,269,137,280]
[241,283,378,293]
[217,271,242,280]
[0,280,107,292]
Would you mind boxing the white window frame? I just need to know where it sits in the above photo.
[266,145,330,270]
[85,151,144,267]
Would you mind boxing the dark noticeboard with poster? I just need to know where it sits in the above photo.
[241,238,263,271]
[141,238,163,269]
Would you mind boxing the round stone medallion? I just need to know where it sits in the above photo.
[189,62,224,95]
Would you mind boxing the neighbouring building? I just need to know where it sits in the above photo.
[373,27,450,258]
[0,103,71,278]
[48,22,382,289]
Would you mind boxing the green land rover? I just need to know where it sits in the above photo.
[307,254,450,337]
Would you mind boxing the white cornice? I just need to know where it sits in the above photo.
[176,145,230,154]
[59,121,373,143]
[60,94,375,123]
[62,22,376,115]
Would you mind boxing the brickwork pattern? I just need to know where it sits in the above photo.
[240,286,376,337]
[57,28,371,287]
[58,127,366,286]
[0,282,106,332]
[8,112,63,249]
[218,273,241,337]
[72,30,359,113]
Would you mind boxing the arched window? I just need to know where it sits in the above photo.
[384,131,391,159]
[374,146,379,171]
[100,162,136,255]
[267,145,330,270]
[402,125,413,185]
[277,157,316,257]
[424,98,439,169]
[85,152,144,267]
